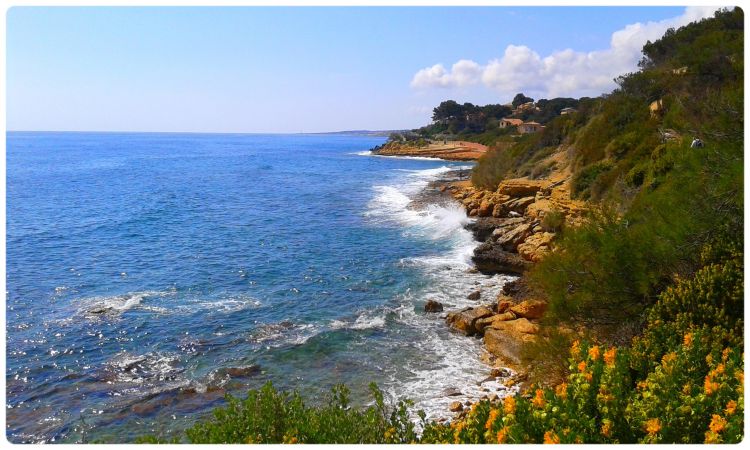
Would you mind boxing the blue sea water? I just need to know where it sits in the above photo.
[6,132,513,443]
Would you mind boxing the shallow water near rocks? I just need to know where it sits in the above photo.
[7,132,513,443]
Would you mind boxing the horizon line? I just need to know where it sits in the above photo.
[6,129,403,135]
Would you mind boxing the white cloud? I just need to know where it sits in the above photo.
[410,59,482,88]
[410,6,722,99]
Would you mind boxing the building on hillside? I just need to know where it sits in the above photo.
[560,107,577,115]
[672,66,688,75]
[518,121,545,134]
[500,118,524,129]
[513,101,537,115]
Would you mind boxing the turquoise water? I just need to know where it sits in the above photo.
[6,132,512,443]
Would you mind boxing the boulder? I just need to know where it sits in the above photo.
[486,318,540,335]
[510,300,547,320]
[502,279,522,296]
[443,387,463,397]
[491,367,512,378]
[478,200,494,217]
[496,296,513,313]
[502,196,536,214]
[424,299,444,313]
[496,179,547,197]
[494,222,532,252]
[467,290,481,300]
[467,217,523,242]
[468,208,479,217]
[449,401,464,412]
[475,312,516,334]
[472,242,532,274]
[484,329,528,365]
[517,232,555,262]
[445,306,494,336]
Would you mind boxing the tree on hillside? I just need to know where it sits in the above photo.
[512,93,534,107]
[432,100,464,122]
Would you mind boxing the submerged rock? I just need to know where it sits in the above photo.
[424,299,444,313]
[467,290,481,300]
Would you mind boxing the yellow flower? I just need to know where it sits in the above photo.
[722,347,731,361]
[736,371,744,393]
[571,340,581,358]
[532,389,546,408]
[584,371,593,382]
[715,363,726,375]
[578,361,587,373]
[661,352,677,366]
[543,431,560,444]
[709,414,727,434]
[555,383,568,400]
[705,431,720,444]
[453,422,464,444]
[604,347,617,367]
[384,427,395,440]
[645,418,661,436]
[706,354,713,365]
[704,375,719,395]
[503,396,516,415]
[496,426,510,444]
[683,332,693,347]
[485,408,500,431]
[682,383,692,395]
[588,345,600,361]
[725,400,737,416]
[601,420,613,438]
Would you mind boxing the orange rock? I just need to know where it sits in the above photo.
[509,300,547,320]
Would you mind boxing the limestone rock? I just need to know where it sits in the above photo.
[496,296,513,313]
[478,200,494,217]
[475,312,517,334]
[445,306,494,336]
[494,222,532,252]
[496,179,548,197]
[487,318,540,335]
[502,196,536,214]
[517,232,555,262]
[484,328,530,365]
[472,242,532,274]
[510,300,547,320]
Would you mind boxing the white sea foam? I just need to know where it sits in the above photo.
[360,153,454,161]
[76,290,170,318]
[364,163,519,421]
[329,311,387,331]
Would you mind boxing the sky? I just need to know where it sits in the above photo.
[6,6,722,133]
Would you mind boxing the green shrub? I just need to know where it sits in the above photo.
[571,161,613,200]
[540,209,565,232]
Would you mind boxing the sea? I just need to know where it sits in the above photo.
[6,132,514,443]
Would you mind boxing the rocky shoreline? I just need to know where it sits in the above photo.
[414,165,586,416]
[371,140,489,161]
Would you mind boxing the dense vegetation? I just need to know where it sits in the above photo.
[411,96,580,146]
[138,9,743,444]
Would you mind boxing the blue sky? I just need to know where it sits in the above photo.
[6,6,717,133]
